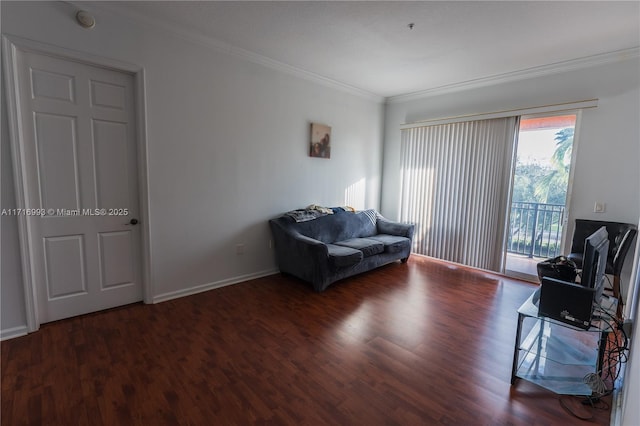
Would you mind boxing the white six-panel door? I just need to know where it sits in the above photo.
[14,50,142,323]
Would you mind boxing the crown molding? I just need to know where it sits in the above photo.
[90,3,384,104]
[386,47,640,105]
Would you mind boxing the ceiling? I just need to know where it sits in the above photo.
[100,1,640,99]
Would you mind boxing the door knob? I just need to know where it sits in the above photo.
[127,218,139,225]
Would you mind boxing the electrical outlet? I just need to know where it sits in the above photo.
[622,319,633,337]
[236,244,245,255]
[594,202,606,213]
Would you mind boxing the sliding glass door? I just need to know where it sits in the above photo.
[504,113,578,281]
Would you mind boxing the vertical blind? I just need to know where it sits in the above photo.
[399,117,518,271]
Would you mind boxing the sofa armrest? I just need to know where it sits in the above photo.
[287,232,328,255]
[271,223,328,258]
[269,219,331,290]
[377,217,415,240]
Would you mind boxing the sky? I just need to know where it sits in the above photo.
[516,128,563,165]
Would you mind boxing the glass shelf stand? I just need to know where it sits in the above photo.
[510,289,617,395]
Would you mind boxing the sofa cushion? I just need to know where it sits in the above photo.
[334,238,384,257]
[367,234,411,254]
[326,244,363,268]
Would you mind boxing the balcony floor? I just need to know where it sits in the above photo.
[505,253,545,283]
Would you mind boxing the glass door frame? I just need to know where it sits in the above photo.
[502,110,583,282]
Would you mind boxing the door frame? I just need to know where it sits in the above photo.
[559,109,583,255]
[503,109,583,281]
[2,35,153,332]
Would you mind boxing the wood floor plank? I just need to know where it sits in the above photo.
[1,256,612,425]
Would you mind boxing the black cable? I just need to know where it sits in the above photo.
[604,274,613,289]
[559,395,594,420]
[590,302,630,391]
[582,395,610,411]
[554,298,629,420]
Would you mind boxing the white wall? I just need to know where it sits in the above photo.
[1,1,384,333]
[620,238,639,426]
[1,77,27,339]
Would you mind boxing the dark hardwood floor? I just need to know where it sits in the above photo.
[2,256,612,425]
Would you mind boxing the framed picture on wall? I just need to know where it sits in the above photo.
[310,122,331,158]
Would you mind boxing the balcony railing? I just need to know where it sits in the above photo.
[507,202,565,259]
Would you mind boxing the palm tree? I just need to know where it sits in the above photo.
[535,128,573,204]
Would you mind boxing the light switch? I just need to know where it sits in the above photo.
[594,202,606,213]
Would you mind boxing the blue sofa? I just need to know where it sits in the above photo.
[269,209,415,292]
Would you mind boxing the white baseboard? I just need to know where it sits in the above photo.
[152,268,279,304]
[1,325,29,341]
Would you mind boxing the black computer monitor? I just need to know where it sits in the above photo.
[580,226,609,303]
